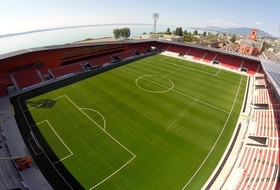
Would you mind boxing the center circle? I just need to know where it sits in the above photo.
[135,75,174,93]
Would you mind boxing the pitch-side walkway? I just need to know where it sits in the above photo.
[202,74,278,190]
[200,74,252,190]
[0,96,52,190]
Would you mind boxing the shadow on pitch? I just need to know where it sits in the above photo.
[25,99,57,108]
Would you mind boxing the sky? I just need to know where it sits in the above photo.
[1,0,280,37]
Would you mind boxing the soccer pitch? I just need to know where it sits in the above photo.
[23,54,247,189]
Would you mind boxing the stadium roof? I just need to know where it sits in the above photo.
[0,39,151,61]
[260,58,280,95]
[0,39,261,62]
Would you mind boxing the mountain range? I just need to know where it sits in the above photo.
[201,26,274,38]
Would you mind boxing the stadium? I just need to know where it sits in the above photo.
[0,38,280,190]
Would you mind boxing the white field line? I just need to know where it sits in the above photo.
[215,69,221,76]
[181,76,244,190]
[89,156,135,190]
[117,68,229,114]
[135,75,174,94]
[36,120,73,164]
[158,56,170,61]
[63,95,136,190]
[80,108,106,130]
[26,95,136,189]
[18,96,74,190]
[159,58,218,77]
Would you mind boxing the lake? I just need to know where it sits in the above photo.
[0,24,173,55]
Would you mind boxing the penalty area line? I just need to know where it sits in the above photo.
[64,95,136,189]
[35,120,73,164]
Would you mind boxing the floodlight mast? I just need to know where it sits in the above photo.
[152,13,159,39]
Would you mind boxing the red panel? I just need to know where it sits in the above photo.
[132,44,147,54]
[258,65,264,74]
[88,55,113,66]
[186,49,198,56]
[38,68,49,76]
[242,60,251,69]
[158,43,171,51]
[248,61,259,74]
[113,51,135,59]
[51,62,84,78]
[193,51,206,60]
[203,52,216,63]
[215,54,242,70]
[167,45,189,54]
[13,70,42,89]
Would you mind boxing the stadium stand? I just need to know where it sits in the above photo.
[12,70,43,89]
[242,60,251,70]
[193,50,207,60]
[254,89,270,105]
[140,43,152,52]
[258,65,264,75]
[233,75,280,190]
[51,62,85,79]
[87,55,114,66]
[202,51,217,63]
[215,54,243,70]
[157,43,171,51]
[131,44,147,55]
[248,61,259,75]
[111,50,135,60]
[186,48,198,57]
[167,45,189,54]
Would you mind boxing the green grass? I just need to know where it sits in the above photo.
[25,54,247,190]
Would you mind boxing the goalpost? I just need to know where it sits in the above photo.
[28,131,43,155]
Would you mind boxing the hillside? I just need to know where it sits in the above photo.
[204,26,274,38]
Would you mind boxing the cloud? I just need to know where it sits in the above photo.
[205,19,225,23]
[225,22,240,27]
[255,21,265,25]
[230,16,236,19]
[205,18,240,27]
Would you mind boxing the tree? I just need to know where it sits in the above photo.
[113,28,131,39]
[174,27,178,35]
[113,29,121,39]
[193,30,198,35]
[183,30,188,35]
[165,28,172,35]
[191,36,198,43]
[123,28,131,39]
[184,33,192,42]
[230,34,236,43]
[206,34,216,40]
[261,42,272,53]
[177,27,183,36]
[203,31,207,37]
